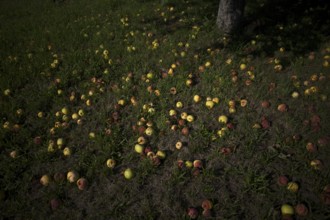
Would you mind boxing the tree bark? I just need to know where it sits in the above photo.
[216,0,245,34]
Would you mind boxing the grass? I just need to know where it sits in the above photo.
[0,0,330,219]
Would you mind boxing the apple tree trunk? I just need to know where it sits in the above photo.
[216,0,245,34]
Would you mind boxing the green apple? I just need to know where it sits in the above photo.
[281,204,294,215]
[218,115,228,124]
[134,144,144,154]
[61,107,69,115]
[169,109,176,116]
[124,168,133,179]
[156,150,166,159]
[78,109,84,116]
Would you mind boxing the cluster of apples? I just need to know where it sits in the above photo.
[187,199,213,219]
[177,159,203,176]
[40,170,88,190]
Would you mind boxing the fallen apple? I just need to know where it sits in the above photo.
[63,147,71,156]
[310,159,322,170]
[277,104,288,112]
[124,168,133,179]
[201,199,213,210]
[205,100,214,109]
[193,160,202,168]
[77,177,88,190]
[106,159,116,168]
[193,95,201,103]
[145,127,154,136]
[306,142,317,153]
[186,115,194,122]
[281,204,294,216]
[218,115,228,124]
[40,175,50,186]
[156,150,166,159]
[134,144,144,154]
[50,198,61,211]
[175,141,183,150]
[277,175,289,186]
[187,207,198,219]
[287,182,299,193]
[182,127,189,136]
[294,203,308,216]
[67,171,79,183]
[53,172,65,183]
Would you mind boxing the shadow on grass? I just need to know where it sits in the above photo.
[184,0,330,56]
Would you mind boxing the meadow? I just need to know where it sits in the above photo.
[0,0,330,219]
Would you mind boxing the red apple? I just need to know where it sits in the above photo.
[277,175,289,186]
[202,208,212,218]
[76,177,88,190]
[50,198,61,211]
[177,160,184,168]
[181,127,189,136]
[53,172,65,183]
[201,199,213,210]
[193,160,203,169]
[294,203,308,216]
[33,136,42,145]
[261,101,270,108]
[277,104,288,112]
[187,207,198,219]
[306,142,317,153]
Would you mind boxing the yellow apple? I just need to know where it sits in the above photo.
[61,107,69,115]
[124,168,133,179]
[63,147,71,156]
[40,175,50,186]
[186,115,194,122]
[134,144,144,154]
[156,150,166,159]
[218,115,228,124]
[67,171,79,183]
[281,204,294,215]
[106,159,116,168]
[193,95,201,103]
[145,127,153,136]
[57,138,64,147]
[176,101,183,108]
[287,182,299,193]
[205,100,214,109]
